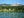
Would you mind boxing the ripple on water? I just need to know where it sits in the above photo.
[0,12,24,18]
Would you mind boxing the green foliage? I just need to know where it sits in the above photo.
[0,4,24,12]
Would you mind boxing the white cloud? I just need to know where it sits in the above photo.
[17,3,19,4]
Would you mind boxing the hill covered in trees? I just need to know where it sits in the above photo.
[0,4,24,12]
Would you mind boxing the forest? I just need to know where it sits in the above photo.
[0,4,24,12]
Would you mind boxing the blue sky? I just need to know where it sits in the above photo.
[0,0,24,4]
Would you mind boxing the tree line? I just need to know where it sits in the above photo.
[0,5,24,12]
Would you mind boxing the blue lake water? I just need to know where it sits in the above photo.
[0,12,24,18]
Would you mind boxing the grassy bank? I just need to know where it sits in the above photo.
[0,9,23,12]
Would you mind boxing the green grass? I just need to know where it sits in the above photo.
[0,9,23,12]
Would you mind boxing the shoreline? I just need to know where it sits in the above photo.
[0,10,23,12]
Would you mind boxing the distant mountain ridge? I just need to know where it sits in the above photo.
[0,3,24,6]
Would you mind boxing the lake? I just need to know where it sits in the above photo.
[0,12,24,18]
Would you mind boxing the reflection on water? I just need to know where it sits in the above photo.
[0,12,24,18]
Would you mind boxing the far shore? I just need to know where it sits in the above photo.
[0,9,23,12]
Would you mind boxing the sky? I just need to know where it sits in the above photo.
[0,0,24,4]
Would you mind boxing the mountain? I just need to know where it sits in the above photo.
[0,4,11,6]
[11,3,24,6]
[0,3,24,6]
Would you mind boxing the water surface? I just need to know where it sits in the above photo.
[0,12,24,18]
